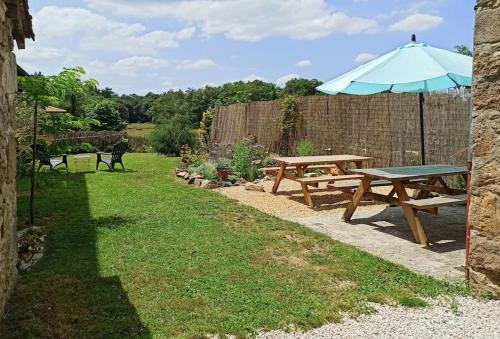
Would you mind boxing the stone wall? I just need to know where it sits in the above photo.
[469,0,500,297]
[0,1,19,315]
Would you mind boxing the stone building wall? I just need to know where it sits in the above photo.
[469,0,500,297]
[0,1,19,315]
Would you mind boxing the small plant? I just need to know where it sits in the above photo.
[296,139,316,156]
[188,162,217,180]
[231,140,252,178]
[246,165,259,182]
[215,158,230,170]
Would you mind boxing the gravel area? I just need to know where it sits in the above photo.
[219,178,388,219]
[257,297,500,339]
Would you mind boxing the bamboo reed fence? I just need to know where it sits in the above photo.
[210,93,471,167]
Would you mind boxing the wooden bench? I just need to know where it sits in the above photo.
[328,178,427,190]
[296,174,364,184]
[402,195,467,209]
[259,164,338,174]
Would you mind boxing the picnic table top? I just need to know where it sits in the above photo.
[272,155,372,165]
[351,164,468,180]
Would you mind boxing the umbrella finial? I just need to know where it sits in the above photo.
[411,34,417,42]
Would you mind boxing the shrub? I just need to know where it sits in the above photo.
[215,158,231,170]
[231,141,252,178]
[72,143,96,154]
[188,162,217,180]
[245,165,259,182]
[149,115,198,156]
[296,139,316,156]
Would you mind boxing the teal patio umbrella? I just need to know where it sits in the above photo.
[316,35,472,164]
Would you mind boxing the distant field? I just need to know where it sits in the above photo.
[126,123,156,138]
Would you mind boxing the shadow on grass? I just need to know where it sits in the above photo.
[0,171,150,338]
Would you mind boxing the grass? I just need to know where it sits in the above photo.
[0,154,465,338]
[126,123,156,138]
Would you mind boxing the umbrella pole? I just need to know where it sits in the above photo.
[418,93,425,165]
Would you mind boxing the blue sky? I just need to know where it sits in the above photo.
[17,0,475,95]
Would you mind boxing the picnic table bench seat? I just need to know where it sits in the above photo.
[402,195,467,209]
[328,178,427,190]
[296,174,364,184]
[259,164,339,174]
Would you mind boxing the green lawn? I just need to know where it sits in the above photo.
[1,154,464,338]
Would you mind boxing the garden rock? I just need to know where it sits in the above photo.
[245,184,265,192]
[200,180,219,189]
[304,173,318,178]
[17,226,46,271]
[193,178,204,186]
[177,171,188,178]
[188,175,202,184]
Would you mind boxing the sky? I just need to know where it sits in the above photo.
[16,0,476,95]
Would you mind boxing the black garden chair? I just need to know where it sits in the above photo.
[96,141,128,171]
[32,143,68,171]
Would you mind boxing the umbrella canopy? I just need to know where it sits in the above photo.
[317,41,472,95]
[316,38,472,165]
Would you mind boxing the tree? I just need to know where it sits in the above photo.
[86,99,127,131]
[455,45,473,56]
[283,78,324,96]
[18,67,97,225]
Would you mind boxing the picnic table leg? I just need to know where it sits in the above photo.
[271,163,286,193]
[415,176,438,199]
[335,162,348,175]
[342,177,372,221]
[393,181,428,245]
[296,166,314,208]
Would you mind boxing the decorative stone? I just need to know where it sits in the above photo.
[193,178,204,186]
[176,171,188,178]
[304,172,318,178]
[245,184,265,192]
[188,175,202,184]
[200,180,218,189]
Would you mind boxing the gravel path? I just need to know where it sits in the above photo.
[257,297,500,339]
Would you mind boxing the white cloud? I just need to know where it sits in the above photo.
[354,52,378,63]
[389,13,443,33]
[242,74,268,82]
[276,73,299,87]
[31,6,195,55]
[175,58,218,70]
[86,0,379,41]
[295,59,312,67]
[112,56,169,75]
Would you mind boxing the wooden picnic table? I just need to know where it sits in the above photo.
[342,164,468,245]
[271,155,372,207]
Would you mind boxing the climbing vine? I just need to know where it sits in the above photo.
[276,95,299,155]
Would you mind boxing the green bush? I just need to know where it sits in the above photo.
[296,139,316,156]
[149,115,198,156]
[72,143,96,154]
[245,165,259,182]
[48,141,97,155]
[231,141,251,178]
[188,162,217,180]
